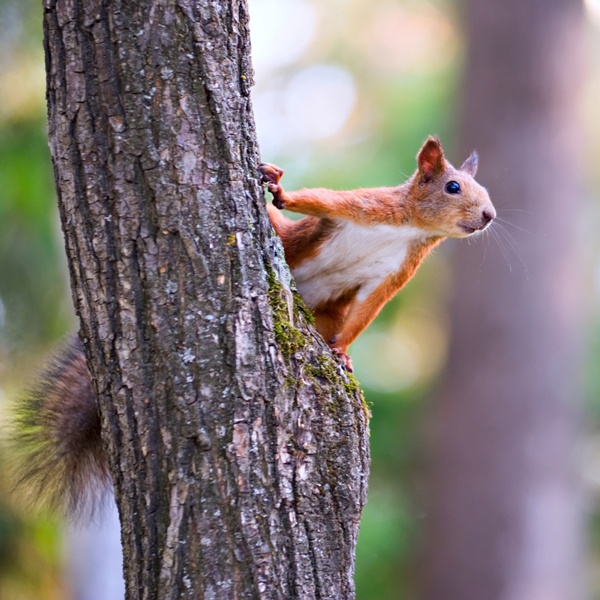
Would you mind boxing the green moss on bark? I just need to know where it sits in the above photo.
[266,266,309,358]
[266,265,369,419]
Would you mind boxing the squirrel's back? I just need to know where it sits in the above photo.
[12,336,109,516]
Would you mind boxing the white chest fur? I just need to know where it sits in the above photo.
[292,221,428,308]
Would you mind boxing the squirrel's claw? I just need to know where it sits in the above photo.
[259,163,284,185]
[271,190,286,210]
[259,163,286,209]
[330,347,354,373]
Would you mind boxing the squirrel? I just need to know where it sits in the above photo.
[259,135,495,371]
[13,136,494,514]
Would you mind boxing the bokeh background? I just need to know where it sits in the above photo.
[1,0,599,598]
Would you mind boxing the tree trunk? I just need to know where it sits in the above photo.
[423,1,585,599]
[43,1,369,598]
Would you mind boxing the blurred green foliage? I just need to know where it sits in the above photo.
[0,1,69,598]
[0,119,72,352]
[0,1,73,367]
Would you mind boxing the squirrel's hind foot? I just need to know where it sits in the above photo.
[330,347,354,373]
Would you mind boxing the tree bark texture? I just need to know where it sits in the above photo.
[423,1,585,599]
[43,1,369,598]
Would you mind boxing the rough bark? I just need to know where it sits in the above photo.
[423,0,585,599]
[43,1,369,598]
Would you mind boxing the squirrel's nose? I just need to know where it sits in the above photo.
[482,207,496,223]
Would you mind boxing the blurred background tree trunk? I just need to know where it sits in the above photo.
[422,0,586,599]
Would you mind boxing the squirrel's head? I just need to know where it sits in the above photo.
[408,136,496,238]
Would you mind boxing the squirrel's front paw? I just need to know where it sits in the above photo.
[259,163,286,209]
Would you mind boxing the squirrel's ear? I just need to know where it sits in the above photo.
[417,136,445,182]
[460,151,478,177]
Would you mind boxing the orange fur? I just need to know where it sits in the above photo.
[267,205,338,270]
[313,285,360,344]
[260,137,495,371]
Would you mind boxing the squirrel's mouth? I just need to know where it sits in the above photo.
[458,220,492,235]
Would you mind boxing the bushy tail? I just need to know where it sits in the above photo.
[12,336,110,517]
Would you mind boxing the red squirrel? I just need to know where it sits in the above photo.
[13,136,494,514]
[260,136,495,372]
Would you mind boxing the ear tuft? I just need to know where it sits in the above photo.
[460,150,479,177]
[417,136,445,182]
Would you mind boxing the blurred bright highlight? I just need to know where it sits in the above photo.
[585,0,600,25]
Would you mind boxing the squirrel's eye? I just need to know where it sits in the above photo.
[445,181,461,194]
